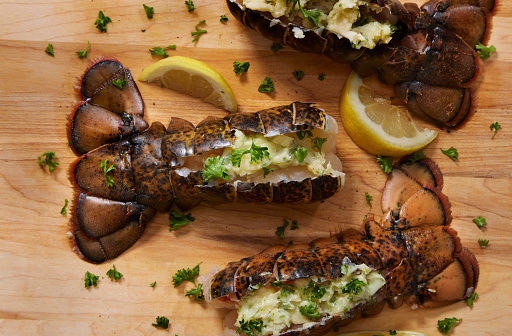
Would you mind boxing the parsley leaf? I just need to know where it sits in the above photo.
[299,301,320,320]
[473,216,487,228]
[296,130,313,140]
[169,210,195,230]
[38,151,59,172]
[172,264,200,287]
[465,292,478,306]
[389,331,397,336]
[149,45,176,58]
[306,282,326,300]
[376,155,393,173]
[185,0,195,12]
[236,318,264,336]
[271,42,283,54]
[271,281,296,296]
[441,146,458,161]
[437,317,461,334]
[294,147,308,162]
[220,15,228,23]
[106,264,123,280]
[95,11,111,32]
[233,61,250,76]
[318,73,325,81]
[100,159,115,187]
[478,238,489,247]
[84,271,99,288]
[231,141,270,167]
[192,20,207,42]
[143,4,154,19]
[407,149,426,164]
[341,278,366,295]
[185,283,205,301]
[45,43,54,57]
[152,316,170,329]
[150,281,156,287]
[490,121,501,139]
[61,199,68,215]
[290,220,298,230]
[365,192,372,210]
[311,137,327,154]
[475,42,496,59]
[112,72,127,90]
[263,167,273,177]
[202,155,229,181]
[293,70,304,81]
[258,76,274,93]
[76,41,90,59]
[231,149,250,167]
[275,219,289,239]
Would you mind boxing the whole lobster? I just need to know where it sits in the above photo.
[205,156,478,336]
[226,0,496,128]
[69,59,344,263]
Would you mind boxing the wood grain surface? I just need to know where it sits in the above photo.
[0,1,511,335]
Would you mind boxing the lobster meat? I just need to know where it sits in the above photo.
[226,0,496,128]
[69,59,344,263]
[205,156,478,336]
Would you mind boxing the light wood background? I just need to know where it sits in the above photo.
[0,1,511,335]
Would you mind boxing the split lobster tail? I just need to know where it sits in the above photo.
[205,157,477,336]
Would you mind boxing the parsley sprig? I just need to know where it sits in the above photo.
[441,146,458,161]
[231,141,270,167]
[407,150,426,164]
[149,45,176,58]
[112,72,127,90]
[172,264,204,301]
[202,155,229,181]
[106,264,123,280]
[341,278,366,295]
[100,159,115,187]
[293,70,304,81]
[95,11,111,32]
[76,41,90,59]
[84,271,99,288]
[275,219,298,238]
[271,42,283,54]
[465,292,478,306]
[377,155,393,173]
[490,121,501,139]
[478,238,489,247]
[271,281,296,296]
[38,151,59,172]
[143,4,154,19]
[45,43,54,57]
[299,301,320,320]
[437,317,461,334]
[169,210,195,230]
[473,216,487,228]
[192,20,207,42]
[294,147,308,163]
[475,42,496,59]
[236,318,264,336]
[286,0,322,25]
[152,316,170,329]
[61,199,68,215]
[311,137,327,154]
[185,0,195,12]
[258,76,274,93]
[220,15,228,23]
[365,192,372,210]
[233,61,250,76]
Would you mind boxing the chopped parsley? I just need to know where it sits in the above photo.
[478,238,489,247]
[236,318,264,336]
[475,42,496,59]
[290,220,298,230]
[231,141,270,167]
[172,264,200,287]
[271,42,283,54]
[258,76,274,93]
[100,159,115,187]
[263,167,273,177]
[38,151,59,172]
[106,264,123,280]
[365,192,372,209]
[441,146,458,161]
[287,0,321,25]
[293,70,304,81]
[294,147,308,162]
[220,15,228,23]
[143,4,154,19]
[377,155,393,173]
[169,210,195,230]
[275,219,289,239]
[112,72,127,90]
[150,281,156,287]
[465,292,478,306]
[95,11,111,32]
[152,316,169,329]
[296,129,313,140]
[149,45,176,58]
[233,61,250,76]
[60,199,68,215]
[45,43,54,57]
[192,20,207,42]
[311,137,327,154]
[490,121,501,139]
[185,283,205,301]
[271,281,296,296]
[389,331,397,336]
[299,301,320,320]
[76,41,90,59]
[305,281,326,300]
[473,216,487,228]
[185,0,195,12]
[318,73,325,81]
[437,317,461,334]
[202,155,229,181]
[341,278,366,295]
[84,271,99,288]
[407,149,426,164]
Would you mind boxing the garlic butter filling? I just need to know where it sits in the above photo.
[235,262,386,336]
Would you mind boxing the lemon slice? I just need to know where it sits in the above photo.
[340,71,437,157]
[336,331,428,336]
[138,56,237,112]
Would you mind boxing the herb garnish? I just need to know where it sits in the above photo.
[293,70,304,81]
[220,15,228,23]
[441,146,458,161]
[231,141,270,167]
[365,192,372,209]
[473,216,487,228]
[263,167,273,177]
[112,72,127,90]
[465,292,478,306]
[389,331,397,336]
[311,137,327,154]
[258,76,274,93]
[294,147,308,162]
[169,210,195,230]
[152,316,170,329]
[95,11,111,32]
[106,264,123,280]
[76,41,90,59]
[150,281,156,287]
[341,278,366,295]
[478,238,489,247]
[377,155,393,173]
[290,220,298,230]
[100,159,115,187]
[84,271,99,288]
[45,43,54,57]
[490,121,501,139]
[233,61,250,76]
[271,42,283,54]
[61,199,68,215]
[287,0,322,25]
[437,317,461,334]
[149,45,176,58]
[172,263,204,300]
[192,20,207,42]
[202,155,229,181]
[305,281,326,300]
[185,0,195,12]
[236,318,264,336]
[185,283,205,300]
[275,219,289,239]
[407,150,426,164]
[38,151,59,172]
[296,130,313,140]
[475,42,496,59]
[271,281,296,296]
[299,302,320,320]
[143,4,154,19]
[318,73,325,81]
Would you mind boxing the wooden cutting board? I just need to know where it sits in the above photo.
[0,1,511,335]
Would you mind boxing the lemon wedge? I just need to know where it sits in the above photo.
[336,331,428,336]
[138,56,237,112]
[340,71,437,157]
